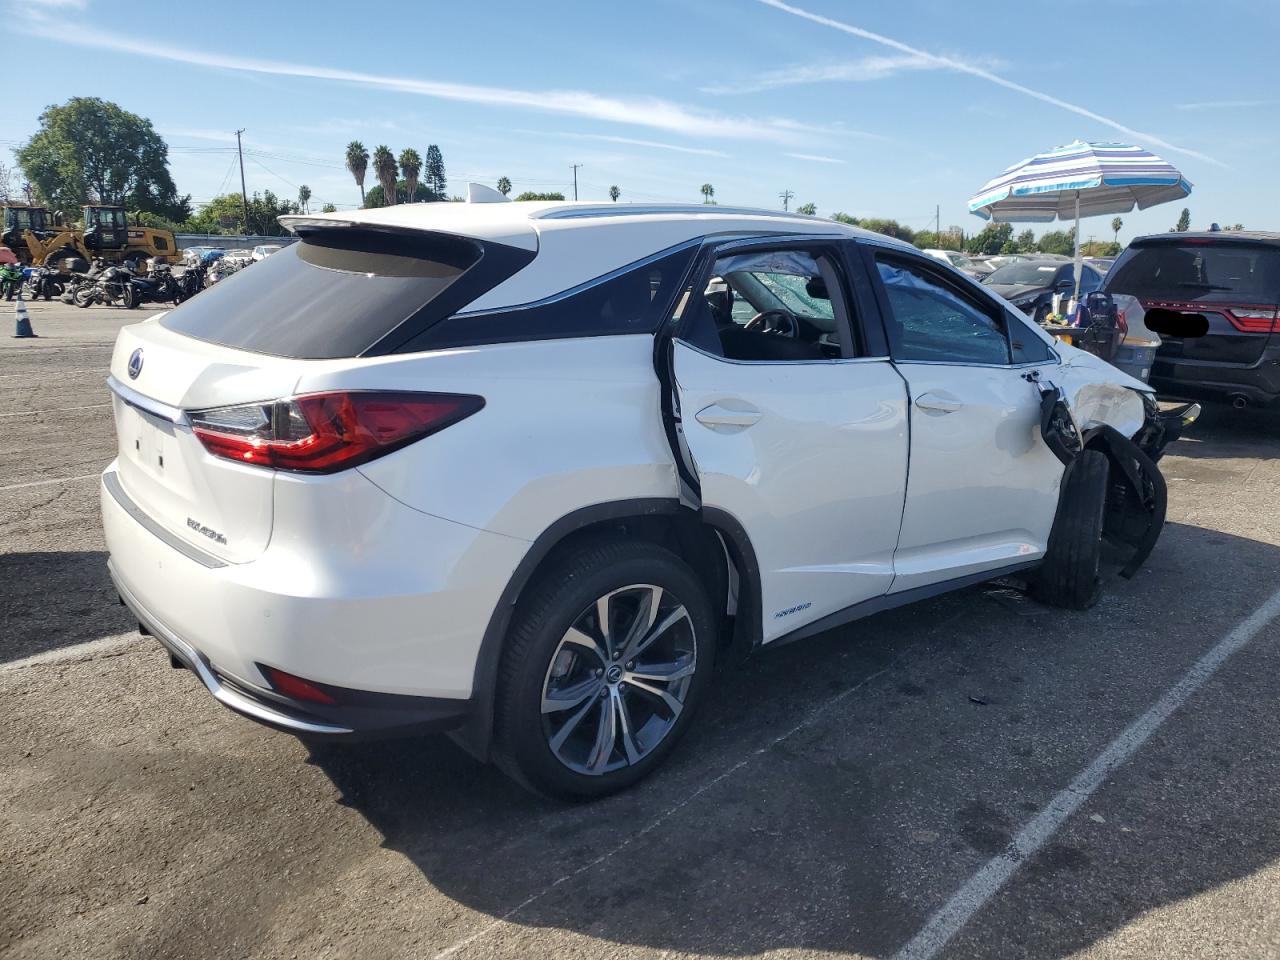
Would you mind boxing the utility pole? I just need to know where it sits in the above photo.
[779,188,794,212]
[235,129,249,233]
[936,204,941,241]
[571,163,582,201]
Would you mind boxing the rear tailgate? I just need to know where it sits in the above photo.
[109,318,305,564]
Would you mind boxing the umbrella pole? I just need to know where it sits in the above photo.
[1073,189,1082,302]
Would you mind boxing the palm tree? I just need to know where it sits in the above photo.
[700,183,714,204]
[297,184,311,214]
[1111,216,1123,245]
[496,176,512,196]
[399,148,422,204]
[372,146,398,206]
[609,185,621,202]
[345,141,369,205]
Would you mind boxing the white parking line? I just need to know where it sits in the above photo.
[0,473,100,492]
[0,403,111,418]
[1,635,142,674]
[892,585,1280,960]
[433,653,907,960]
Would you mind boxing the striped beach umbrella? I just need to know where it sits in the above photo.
[968,140,1192,296]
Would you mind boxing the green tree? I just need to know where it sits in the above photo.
[320,202,337,213]
[513,191,565,201]
[965,222,1013,255]
[345,141,369,205]
[371,146,398,206]
[1035,227,1076,256]
[297,184,311,213]
[364,181,439,207]
[796,202,817,215]
[609,185,621,202]
[1015,228,1036,253]
[1110,216,1123,245]
[860,218,915,243]
[700,183,714,204]
[399,149,422,204]
[1175,207,1191,232]
[184,190,298,236]
[424,145,446,198]
[16,97,189,221]
[912,230,939,249]
[831,212,860,225]
[496,176,512,196]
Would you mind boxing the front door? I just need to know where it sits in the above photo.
[865,247,1065,593]
[671,240,909,643]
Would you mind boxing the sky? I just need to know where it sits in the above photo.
[5,0,1278,244]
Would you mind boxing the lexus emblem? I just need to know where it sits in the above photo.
[127,348,144,380]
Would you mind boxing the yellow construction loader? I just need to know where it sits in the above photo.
[2,203,178,267]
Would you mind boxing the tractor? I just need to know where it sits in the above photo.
[1,203,178,268]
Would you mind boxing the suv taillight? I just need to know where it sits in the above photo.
[1226,308,1278,334]
[188,391,483,473]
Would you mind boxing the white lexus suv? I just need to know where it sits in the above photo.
[102,197,1190,798]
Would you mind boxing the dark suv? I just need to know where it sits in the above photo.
[1104,233,1280,408]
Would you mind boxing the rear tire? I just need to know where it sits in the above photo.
[1032,449,1109,610]
[494,539,717,800]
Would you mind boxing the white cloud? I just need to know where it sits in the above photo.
[786,152,845,164]
[543,132,730,158]
[704,54,939,94]
[16,17,833,145]
[757,0,1225,168]
[1176,99,1277,111]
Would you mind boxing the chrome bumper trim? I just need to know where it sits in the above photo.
[106,374,188,425]
[109,561,353,736]
[103,469,227,570]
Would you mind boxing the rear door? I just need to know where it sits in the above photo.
[669,238,909,642]
[1105,238,1280,366]
[863,245,1064,592]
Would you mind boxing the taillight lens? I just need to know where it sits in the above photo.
[189,391,483,473]
[1226,308,1278,333]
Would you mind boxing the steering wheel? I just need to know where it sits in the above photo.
[745,309,799,338]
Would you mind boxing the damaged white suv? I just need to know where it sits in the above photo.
[102,198,1192,798]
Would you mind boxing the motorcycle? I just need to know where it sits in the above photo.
[176,262,206,301]
[0,262,22,301]
[128,262,182,307]
[23,265,64,301]
[75,264,137,309]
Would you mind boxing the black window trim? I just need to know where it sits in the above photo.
[859,239,1060,370]
[671,232,875,362]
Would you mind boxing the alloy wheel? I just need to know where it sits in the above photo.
[540,584,697,776]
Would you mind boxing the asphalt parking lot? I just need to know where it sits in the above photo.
[3,298,1280,960]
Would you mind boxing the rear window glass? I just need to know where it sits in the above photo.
[160,230,483,359]
[1108,243,1280,302]
[400,244,697,351]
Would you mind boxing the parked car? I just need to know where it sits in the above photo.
[182,246,212,266]
[1104,232,1280,408]
[251,244,284,261]
[983,258,1106,320]
[921,248,994,279]
[1085,257,1115,274]
[102,201,1187,799]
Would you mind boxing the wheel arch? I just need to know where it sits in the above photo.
[451,499,762,760]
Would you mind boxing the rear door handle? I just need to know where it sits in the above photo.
[914,391,963,414]
[695,402,762,430]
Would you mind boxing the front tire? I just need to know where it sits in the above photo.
[494,540,717,800]
[1032,449,1109,610]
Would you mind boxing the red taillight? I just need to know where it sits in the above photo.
[1226,308,1278,333]
[189,391,483,473]
[260,665,337,705]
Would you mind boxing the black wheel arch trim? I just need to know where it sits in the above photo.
[453,498,764,761]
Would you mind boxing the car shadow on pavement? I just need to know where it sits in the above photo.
[307,520,1280,959]
[0,550,131,664]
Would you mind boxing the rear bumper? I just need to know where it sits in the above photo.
[1151,342,1280,405]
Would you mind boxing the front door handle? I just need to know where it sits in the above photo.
[695,402,762,430]
[914,391,963,414]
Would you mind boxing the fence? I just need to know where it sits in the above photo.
[174,234,299,252]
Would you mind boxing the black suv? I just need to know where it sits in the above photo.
[1104,232,1280,408]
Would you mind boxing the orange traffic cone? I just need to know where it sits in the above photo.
[13,290,36,338]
